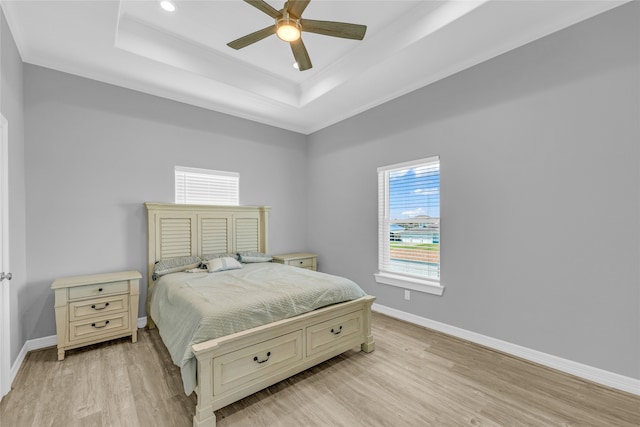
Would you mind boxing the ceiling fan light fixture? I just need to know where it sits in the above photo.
[276,16,301,42]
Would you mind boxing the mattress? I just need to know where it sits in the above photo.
[149,262,366,395]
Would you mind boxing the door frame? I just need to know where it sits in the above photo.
[0,113,10,398]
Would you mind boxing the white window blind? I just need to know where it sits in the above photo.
[175,166,239,205]
[377,156,440,286]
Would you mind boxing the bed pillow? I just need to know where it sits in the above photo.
[201,252,239,261]
[153,255,201,280]
[237,251,273,263]
[205,257,243,273]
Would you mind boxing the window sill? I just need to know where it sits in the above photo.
[374,272,445,296]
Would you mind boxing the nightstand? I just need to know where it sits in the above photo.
[51,270,141,360]
[272,253,318,271]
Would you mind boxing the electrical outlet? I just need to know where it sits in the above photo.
[404,289,410,300]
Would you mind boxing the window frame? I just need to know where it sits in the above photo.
[374,156,444,296]
[175,166,239,206]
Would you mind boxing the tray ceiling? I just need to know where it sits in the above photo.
[1,0,629,134]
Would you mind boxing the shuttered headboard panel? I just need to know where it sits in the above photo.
[235,217,260,252]
[145,203,270,321]
[200,217,229,255]
[159,217,195,259]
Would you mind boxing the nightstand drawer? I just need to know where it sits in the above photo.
[69,294,129,321]
[69,312,130,342]
[272,253,317,271]
[288,258,314,268]
[68,280,129,300]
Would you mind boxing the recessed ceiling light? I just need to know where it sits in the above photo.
[293,62,299,69]
[160,0,176,12]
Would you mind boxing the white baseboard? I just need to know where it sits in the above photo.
[372,303,640,396]
[9,334,56,383]
[9,317,149,389]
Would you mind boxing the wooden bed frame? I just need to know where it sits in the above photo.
[145,203,375,427]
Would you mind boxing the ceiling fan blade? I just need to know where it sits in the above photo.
[227,25,277,50]
[300,19,367,40]
[244,0,282,19]
[290,38,312,71]
[286,0,310,19]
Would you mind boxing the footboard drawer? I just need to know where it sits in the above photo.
[213,330,303,395]
[306,310,364,357]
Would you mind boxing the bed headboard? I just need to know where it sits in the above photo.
[144,203,270,307]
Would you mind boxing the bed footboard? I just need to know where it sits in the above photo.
[191,295,375,427]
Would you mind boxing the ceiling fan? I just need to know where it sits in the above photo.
[227,0,367,71]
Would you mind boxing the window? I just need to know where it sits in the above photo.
[374,156,443,296]
[175,166,239,205]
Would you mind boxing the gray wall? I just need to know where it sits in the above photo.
[1,9,28,366]
[307,2,640,379]
[23,66,308,340]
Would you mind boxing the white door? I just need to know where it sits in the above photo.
[0,114,11,398]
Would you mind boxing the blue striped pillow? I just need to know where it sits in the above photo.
[237,251,273,263]
[153,255,202,280]
[201,252,239,261]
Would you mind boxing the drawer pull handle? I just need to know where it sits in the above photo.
[91,302,110,310]
[253,351,271,364]
[91,320,110,329]
[98,288,103,292]
[331,326,343,335]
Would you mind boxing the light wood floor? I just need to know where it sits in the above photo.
[1,312,639,426]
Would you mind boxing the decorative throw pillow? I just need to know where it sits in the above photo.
[237,251,273,263]
[205,257,243,272]
[153,255,202,280]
